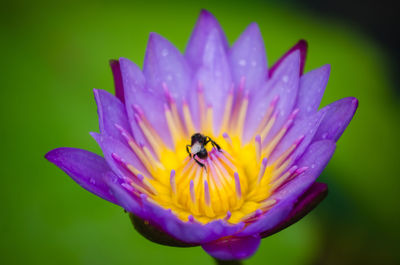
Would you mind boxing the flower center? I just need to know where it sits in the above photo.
[115,82,306,224]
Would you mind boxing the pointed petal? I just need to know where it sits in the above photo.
[269,108,326,164]
[119,58,155,146]
[296,65,331,119]
[91,133,149,180]
[194,28,232,134]
[261,182,328,238]
[269,39,307,76]
[45,148,117,204]
[107,180,144,215]
[120,58,172,149]
[143,33,191,101]
[119,57,146,91]
[229,23,268,91]
[243,51,300,143]
[274,140,335,201]
[94,89,131,145]
[109,59,125,103]
[314,97,358,142]
[239,140,335,236]
[185,9,229,70]
[202,235,261,260]
[119,58,149,146]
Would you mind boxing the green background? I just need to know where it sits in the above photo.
[1,0,399,264]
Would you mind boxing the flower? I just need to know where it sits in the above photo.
[45,10,358,261]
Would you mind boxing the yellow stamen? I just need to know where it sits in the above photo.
[221,89,234,132]
[183,102,196,135]
[235,95,249,139]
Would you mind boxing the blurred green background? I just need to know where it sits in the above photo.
[1,0,399,264]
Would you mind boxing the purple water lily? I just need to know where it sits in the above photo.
[46,10,357,261]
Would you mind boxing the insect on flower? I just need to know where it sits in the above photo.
[186,133,221,168]
[45,9,358,261]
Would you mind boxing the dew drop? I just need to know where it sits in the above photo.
[282,75,289,83]
[161,49,168,57]
[89,178,96,184]
[239,59,247,66]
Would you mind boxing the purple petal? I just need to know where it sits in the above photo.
[93,89,131,145]
[109,59,124,103]
[237,197,295,237]
[229,23,268,91]
[269,108,326,164]
[107,179,143,215]
[45,147,117,204]
[91,133,149,179]
[313,97,358,142]
[119,57,146,91]
[119,58,173,149]
[128,89,174,148]
[273,140,335,201]
[243,51,300,143]
[129,213,197,247]
[261,182,328,238]
[202,235,261,260]
[269,39,307,76]
[193,28,232,135]
[239,140,335,236]
[296,64,330,119]
[143,33,191,102]
[118,58,149,146]
[109,182,244,244]
[185,9,229,70]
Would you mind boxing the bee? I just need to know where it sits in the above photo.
[186,133,221,168]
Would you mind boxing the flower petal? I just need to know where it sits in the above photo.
[273,140,335,201]
[108,181,245,244]
[314,97,358,142]
[128,89,174,149]
[229,23,268,91]
[118,58,149,146]
[45,147,117,204]
[269,39,307,76]
[94,89,131,145]
[143,33,191,102]
[269,108,326,164]
[109,59,125,103]
[193,28,232,134]
[119,58,173,149]
[185,9,229,70]
[239,140,335,236]
[296,64,330,119]
[91,133,149,179]
[129,213,197,247]
[202,235,261,260]
[261,182,328,238]
[243,50,300,143]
